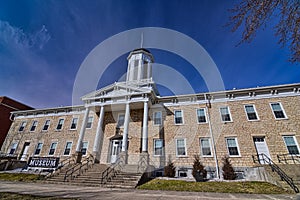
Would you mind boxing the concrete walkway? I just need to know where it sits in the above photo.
[0,181,299,200]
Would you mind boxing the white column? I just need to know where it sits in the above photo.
[93,106,105,152]
[142,101,148,152]
[76,107,90,152]
[121,103,130,152]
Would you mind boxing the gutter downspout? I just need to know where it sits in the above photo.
[205,94,220,179]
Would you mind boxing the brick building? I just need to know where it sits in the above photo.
[1,49,299,180]
[0,96,33,148]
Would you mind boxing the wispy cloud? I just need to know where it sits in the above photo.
[0,20,50,50]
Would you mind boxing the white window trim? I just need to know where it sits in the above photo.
[282,136,300,155]
[153,111,162,126]
[48,142,58,156]
[244,104,260,121]
[175,138,187,157]
[200,138,213,157]
[86,116,94,129]
[153,139,163,156]
[34,142,43,155]
[18,121,27,132]
[269,102,288,120]
[219,106,233,122]
[30,121,38,132]
[82,141,89,156]
[70,117,79,130]
[225,137,241,157]
[8,142,18,154]
[56,118,65,131]
[174,110,184,125]
[63,141,73,156]
[196,108,207,124]
[42,119,51,132]
[117,113,125,128]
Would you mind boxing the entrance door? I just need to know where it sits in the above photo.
[253,137,271,164]
[20,142,30,161]
[110,140,122,163]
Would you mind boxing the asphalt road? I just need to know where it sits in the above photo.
[0,181,299,200]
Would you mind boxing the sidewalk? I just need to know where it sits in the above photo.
[0,181,298,200]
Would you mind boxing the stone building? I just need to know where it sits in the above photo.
[1,48,300,179]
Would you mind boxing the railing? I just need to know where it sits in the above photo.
[101,157,124,185]
[277,154,300,164]
[44,156,76,178]
[0,152,18,159]
[63,154,94,182]
[252,153,299,193]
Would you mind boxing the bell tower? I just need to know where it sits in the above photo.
[126,48,154,83]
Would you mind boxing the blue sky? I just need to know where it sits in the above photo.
[0,0,299,108]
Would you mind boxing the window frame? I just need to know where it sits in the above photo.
[200,138,213,157]
[153,139,163,156]
[56,119,64,130]
[30,121,38,132]
[117,113,125,128]
[196,108,207,124]
[63,141,73,156]
[18,121,27,132]
[244,104,259,121]
[81,141,88,156]
[34,142,43,155]
[48,142,57,156]
[270,102,287,119]
[176,138,187,157]
[153,111,162,126]
[220,106,232,122]
[282,136,300,155]
[226,137,241,157]
[42,120,50,131]
[70,117,78,130]
[174,110,184,125]
[86,116,94,129]
[8,142,18,155]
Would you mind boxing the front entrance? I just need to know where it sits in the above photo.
[110,140,122,163]
[20,142,30,161]
[253,137,271,164]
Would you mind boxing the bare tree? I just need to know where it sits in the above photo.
[228,0,299,63]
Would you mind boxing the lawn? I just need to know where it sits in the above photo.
[0,192,78,200]
[137,179,291,194]
[0,173,43,182]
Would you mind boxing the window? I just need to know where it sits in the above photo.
[63,142,72,155]
[220,107,232,122]
[176,139,187,156]
[271,103,287,119]
[81,142,88,155]
[200,138,212,156]
[226,138,240,156]
[9,143,18,155]
[174,110,183,124]
[117,114,125,128]
[18,121,26,132]
[56,119,64,130]
[42,120,50,131]
[70,118,78,130]
[30,121,38,132]
[244,105,258,120]
[34,143,43,155]
[197,108,207,123]
[48,142,57,155]
[154,139,163,156]
[86,116,93,129]
[178,170,188,177]
[153,111,162,125]
[283,136,299,155]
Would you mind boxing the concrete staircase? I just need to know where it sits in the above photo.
[264,164,300,192]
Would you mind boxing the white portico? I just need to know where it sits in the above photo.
[75,48,158,165]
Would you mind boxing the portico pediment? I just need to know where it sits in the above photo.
[81,81,154,101]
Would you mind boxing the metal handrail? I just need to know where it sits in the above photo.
[277,154,300,164]
[252,153,299,193]
[64,154,94,181]
[43,156,76,178]
[101,157,124,184]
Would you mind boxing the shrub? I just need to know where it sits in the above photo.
[164,161,176,177]
[192,155,207,180]
[222,156,237,180]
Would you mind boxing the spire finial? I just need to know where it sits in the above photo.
[140,32,144,48]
